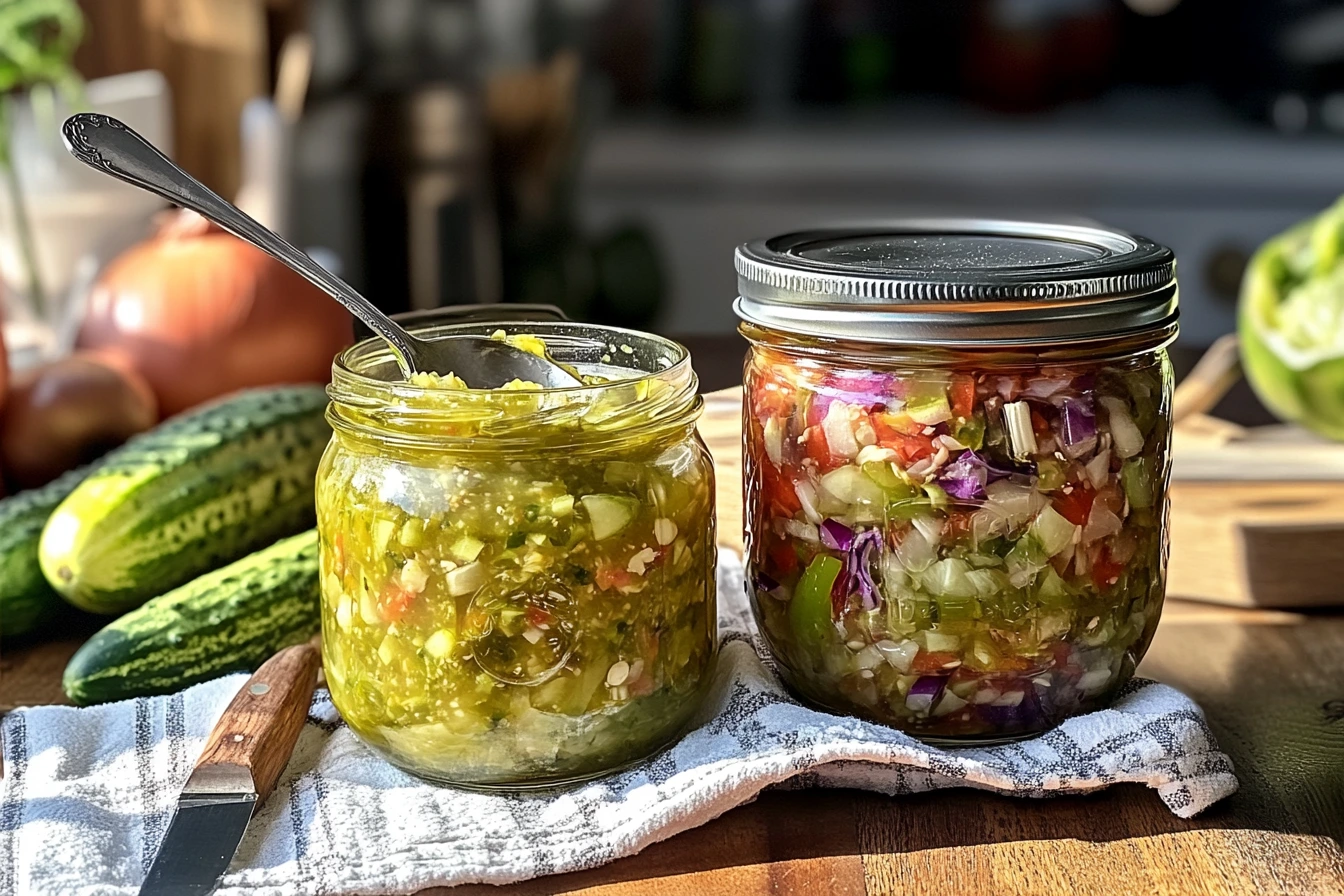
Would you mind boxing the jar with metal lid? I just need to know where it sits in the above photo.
[735,221,1177,742]
[318,315,717,787]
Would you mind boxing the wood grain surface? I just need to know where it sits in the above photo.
[4,388,1343,896]
[192,640,321,804]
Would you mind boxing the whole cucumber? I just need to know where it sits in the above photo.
[0,465,96,641]
[63,529,320,704]
[40,385,331,614]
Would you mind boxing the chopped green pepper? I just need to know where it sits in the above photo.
[790,555,843,645]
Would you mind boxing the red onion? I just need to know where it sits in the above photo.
[976,688,1046,730]
[820,518,856,551]
[1057,396,1098,458]
[905,676,947,714]
[938,449,1036,501]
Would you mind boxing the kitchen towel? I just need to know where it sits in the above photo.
[1,552,1237,896]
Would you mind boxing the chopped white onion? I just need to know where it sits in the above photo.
[875,639,920,673]
[821,401,860,459]
[1085,448,1111,490]
[780,518,820,543]
[762,416,785,467]
[1083,504,1124,544]
[794,479,823,525]
[1099,396,1144,458]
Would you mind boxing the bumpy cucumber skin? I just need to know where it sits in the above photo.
[0,464,96,642]
[62,530,320,705]
[40,386,331,615]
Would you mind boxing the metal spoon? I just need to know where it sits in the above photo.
[60,113,581,389]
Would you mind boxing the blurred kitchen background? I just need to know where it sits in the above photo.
[9,0,1344,361]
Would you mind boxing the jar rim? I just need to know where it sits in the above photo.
[327,318,701,449]
[734,220,1179,347]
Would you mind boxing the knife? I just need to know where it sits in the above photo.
[139,640,323,896]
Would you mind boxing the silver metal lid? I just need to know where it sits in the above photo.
[734,219,1178,346]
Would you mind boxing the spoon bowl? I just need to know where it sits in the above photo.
[59,113,582,390]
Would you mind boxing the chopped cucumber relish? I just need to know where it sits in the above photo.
[319,330,717,786]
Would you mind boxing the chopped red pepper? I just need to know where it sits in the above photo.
[1091,548,1125,590]
[750,369,796,419]
[595,565,638,592]
[801,425,835,468]
[379,582,415,622]
[910,650,961,674]
[871,410,922,438]
[761,463,802,516]
[949,374,976,419]
[525,605,555,628]
[871,411,935,463]
[1031,407,1051,438]
[1052,484,1095,527]
[943,509,975,543]
[892,432,935,465]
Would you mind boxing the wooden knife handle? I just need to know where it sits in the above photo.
[193,640,322,805]
[1173,333,1242,426]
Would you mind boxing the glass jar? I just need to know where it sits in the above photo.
[735,222,1178,742]
[318,318,717,788]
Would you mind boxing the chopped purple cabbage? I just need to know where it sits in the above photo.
[820,518,856,551]
[937,450,1036,501]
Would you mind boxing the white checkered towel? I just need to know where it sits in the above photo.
[1,552,1236,896]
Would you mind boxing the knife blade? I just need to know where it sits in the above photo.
[139,640,322,896]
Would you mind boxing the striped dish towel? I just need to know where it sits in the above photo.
[0,553,1236,896]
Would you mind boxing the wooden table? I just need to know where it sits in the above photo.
[4,388,1343,896]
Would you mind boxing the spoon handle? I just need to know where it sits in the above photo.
[61,112,419,375]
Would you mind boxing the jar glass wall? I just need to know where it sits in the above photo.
[741,326,1174,742]
[318,319,717,788]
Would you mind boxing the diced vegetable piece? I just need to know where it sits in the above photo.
[1121,458,1154,509]
[445,561,486,596]
[819,465,886,509]
[821,402,860,459]
[924,558,976,598]
[449,535,485,564]
[1100,396,1144,458]
[1003,401,1037,460]
[875,639,919,672]
[580,495,640,540]
[820,518,856,551]
[1030,506,1077,556]
[905,676,946,714]
[763,416,786,466]
[908,393,952,426]
[424,628,455,659]
[932,688,969,717]
[791,555,844,645]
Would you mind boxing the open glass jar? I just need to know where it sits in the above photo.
[318,318,717,788]
[736,222,1178,742]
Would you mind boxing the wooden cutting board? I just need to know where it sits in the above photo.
[1163,333,1344,608]
[1168,415,1344,608]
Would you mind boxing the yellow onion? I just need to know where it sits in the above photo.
[78,210,353,417]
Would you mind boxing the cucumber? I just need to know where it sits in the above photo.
[62,530,320,705]
[40,386,331,614]
[0,465,96,641]
[580,494,639,540]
